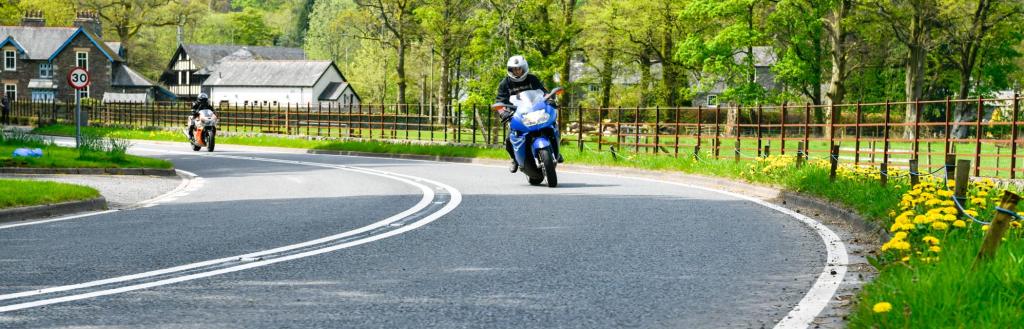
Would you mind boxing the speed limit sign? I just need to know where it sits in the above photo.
[67,67,90,90]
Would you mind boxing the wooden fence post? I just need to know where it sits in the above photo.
[975,97,983,176]
[954,159,971,218]
[830,145,840,181]
[909,159,920,187]
[945,154,957,181]
[880,162,888,186]
[796,141,805,168]
[734,140,741,163]
[975,191,1021,263]
[1011,92,1020,179]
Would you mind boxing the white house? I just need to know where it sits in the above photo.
[201,60,360,108]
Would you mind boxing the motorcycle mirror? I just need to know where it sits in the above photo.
[491,104,506,112]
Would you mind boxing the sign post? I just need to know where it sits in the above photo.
[67,67,90,148]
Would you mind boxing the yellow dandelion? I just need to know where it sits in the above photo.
[964,209,978,217]
[922,236,940,245]
[873,302,893,313]
[929,246,942,253]
[931,221,949,230]
[982,225,990,231]
[901,256,910,262]
[971,198,987,205]
[913,215,932,224]
[894,232,908,240]
[953,220,967,228]
[1011,221,1022,229]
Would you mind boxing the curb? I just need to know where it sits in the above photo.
[0,167,176,176]
[0,197,107,224]
[779,191,891,243]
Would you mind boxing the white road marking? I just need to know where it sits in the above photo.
[311,152,848,328]
[0,151,462,313]
[0,169,201,230]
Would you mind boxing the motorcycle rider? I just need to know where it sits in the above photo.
[495,55,563,173]
[187,93,214,139]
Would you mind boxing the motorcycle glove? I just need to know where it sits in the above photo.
[499,109,514,123]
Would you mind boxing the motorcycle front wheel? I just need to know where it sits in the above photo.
[537,148,557,188]
[206,127,216,152]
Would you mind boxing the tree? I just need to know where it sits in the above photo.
[228,8,279,46]
[938,0,1024,136]
[870,0,940,138]
[354,0,423,105]
[77,0,201,48]
[417,0,477,119]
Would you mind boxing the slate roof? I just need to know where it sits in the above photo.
[318,82,352,100]
[0,26,77,60]
[182,44,306,72]
[112,64,156,87]
[202,61,334,87]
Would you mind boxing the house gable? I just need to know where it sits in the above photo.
[0,36,27,55]
[47,28,121,63]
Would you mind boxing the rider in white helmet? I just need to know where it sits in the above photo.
[495,55,563,173]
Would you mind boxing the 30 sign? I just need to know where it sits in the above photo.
[67,67,91,90]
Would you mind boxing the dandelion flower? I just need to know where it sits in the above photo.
[953,220,967,228]
[873,302,893,313]
[929,246,942,252]
[931,222,949,230]
[922,236,940,245]
[982,225,990,231]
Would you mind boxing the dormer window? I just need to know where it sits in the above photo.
[707,95,719,107]
[4,50,15,71]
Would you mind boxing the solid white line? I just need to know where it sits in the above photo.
[0,154,453,310]
[0,169,202,231]
[311,153,848,327]
[0,169,460,313]
[0,210,120,230]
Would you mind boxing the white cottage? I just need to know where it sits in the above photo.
[202,60,360,108]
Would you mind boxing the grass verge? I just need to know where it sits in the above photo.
[2,129,172,169]
[0,179,100,209]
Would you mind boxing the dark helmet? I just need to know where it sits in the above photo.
[198,93,209,102]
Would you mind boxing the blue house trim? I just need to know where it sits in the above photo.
[47,28,117,63]
[0,36,28,54]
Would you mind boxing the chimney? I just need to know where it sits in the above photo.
[74,11,102,38]
[21,10,45,27]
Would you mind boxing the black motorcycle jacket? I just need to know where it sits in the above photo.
[191,99,213,115]
[495,74,548,105]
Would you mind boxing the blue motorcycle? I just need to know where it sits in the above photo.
[493,88,563,187]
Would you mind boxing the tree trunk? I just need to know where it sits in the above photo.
[825,0,850,138]
[600,47,614,110]
[396,38,408,106]
[639,56,653,107]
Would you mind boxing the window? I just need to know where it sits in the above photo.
[38,63,53,78]
[178,71,183,85]
[31,91,54,102]
[76,51,88,69]
[5,84,16,100]
[4,50,15,71]
[76,86,89,99]
[707,95,719,107]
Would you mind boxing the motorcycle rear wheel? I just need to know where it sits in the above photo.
[528,177,544,185]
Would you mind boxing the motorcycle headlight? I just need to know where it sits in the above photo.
[521,111,550,127]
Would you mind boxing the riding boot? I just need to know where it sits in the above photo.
[505,137,518,173]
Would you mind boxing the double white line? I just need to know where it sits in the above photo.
[0,153,462,313]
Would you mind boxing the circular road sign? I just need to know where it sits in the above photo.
[67,67,91,90]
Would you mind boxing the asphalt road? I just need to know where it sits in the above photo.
[0,140,832,328]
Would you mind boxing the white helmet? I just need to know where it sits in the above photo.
[198,93,209,101]
[506,55,529,82]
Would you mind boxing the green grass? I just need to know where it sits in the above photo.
[847,235,1024,328]
[0,179,100,209]
[1,129,172,169]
